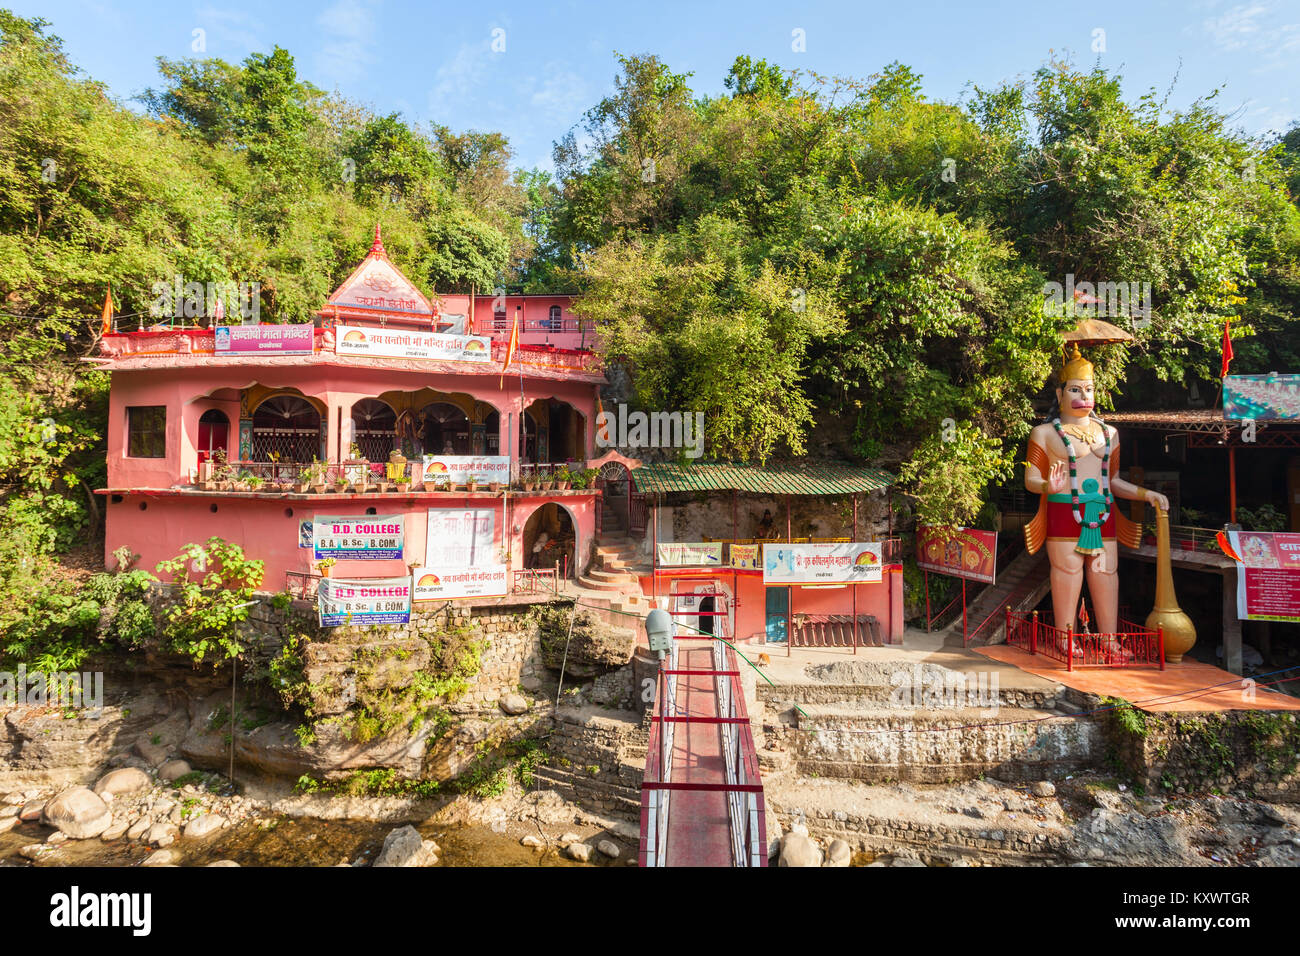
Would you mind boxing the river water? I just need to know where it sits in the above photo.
[0,817,612,867]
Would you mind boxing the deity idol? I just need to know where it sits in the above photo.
[1023,345,1169,656]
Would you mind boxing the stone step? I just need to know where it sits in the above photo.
[576,575,635,593]
[586,568,638,585]
[785,704,1100,784]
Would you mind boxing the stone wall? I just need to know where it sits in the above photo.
[1106,706,1300,803]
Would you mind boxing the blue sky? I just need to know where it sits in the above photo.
[12,0,1300,171]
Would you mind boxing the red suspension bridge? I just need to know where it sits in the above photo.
[638,589,768,867]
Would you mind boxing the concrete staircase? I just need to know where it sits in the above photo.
[947,548,1051,646]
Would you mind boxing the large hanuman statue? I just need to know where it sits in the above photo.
[1023,345,1169,656]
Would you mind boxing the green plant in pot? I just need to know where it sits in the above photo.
[315,557,337,578]
[554,467,572,490]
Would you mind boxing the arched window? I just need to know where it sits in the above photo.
[417,402,471,456]
[351,399,396,461]
[251,395,321,463]
[197,409,230,463]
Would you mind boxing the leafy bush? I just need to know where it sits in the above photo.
[155,537,264,665]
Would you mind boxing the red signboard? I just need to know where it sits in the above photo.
[916,527,998,584]
[1229,531,1300,622]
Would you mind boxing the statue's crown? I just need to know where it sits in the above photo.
[1059,344,1093,383]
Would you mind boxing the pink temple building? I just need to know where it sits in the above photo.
[94,228,606,594]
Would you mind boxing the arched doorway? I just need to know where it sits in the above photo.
[251,395,321,463]
[521,502,576,579]
[698,595,716,636]
[523,399,586,464]
[597,461,629,534]
[197,409,230,464]
[484,411,500,455]
[351,399,396,461]
[417,401,471,456]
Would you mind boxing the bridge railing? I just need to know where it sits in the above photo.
[714,638,767,867]
[639,640,677,868]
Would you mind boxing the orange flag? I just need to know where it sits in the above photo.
[99,284,114,337]
[499,311,519,387]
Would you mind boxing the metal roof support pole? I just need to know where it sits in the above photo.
[853,493,859,542]
[785,495,791,542]
[1229,446,1237,525]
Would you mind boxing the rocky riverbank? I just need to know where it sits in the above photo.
[767,772,1300,866]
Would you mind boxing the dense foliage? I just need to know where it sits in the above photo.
[546,54,1300,525]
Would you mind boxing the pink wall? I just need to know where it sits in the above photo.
[638,569,905,645]
[435,294,597,351]
[105,365,600,490]
[104,491,596,588]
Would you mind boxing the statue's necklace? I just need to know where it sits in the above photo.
[1051,417,1112,529]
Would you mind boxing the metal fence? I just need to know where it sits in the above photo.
[1005,608,1165,670]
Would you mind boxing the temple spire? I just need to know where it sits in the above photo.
[369,222,386,257]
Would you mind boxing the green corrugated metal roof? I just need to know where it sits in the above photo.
[632,461,896,496]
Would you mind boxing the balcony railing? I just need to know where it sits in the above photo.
[191,458,599,494]
[98,323,603,373]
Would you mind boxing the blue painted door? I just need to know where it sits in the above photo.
[765,587,789,643]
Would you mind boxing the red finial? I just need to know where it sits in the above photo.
[370,222,386,256]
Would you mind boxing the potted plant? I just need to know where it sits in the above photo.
[394,473,412,492]
[553,467,571,491]
[315,557,336,578]
[354,467,372,494]
[334,474,351,494]
[466,474,481,493]
[232,469,253,492]
[247,474,265,493]
[488,476,502,493]
[309,461,327,494]
[294,467,312,494]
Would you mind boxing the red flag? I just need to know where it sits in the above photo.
[499,312,519,388]
[1221,319,1234,379]
[99,284,114,337]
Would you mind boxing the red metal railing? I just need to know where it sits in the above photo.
[1004,607,1165,670]
[512,568,559,595]
[284,570,322,599]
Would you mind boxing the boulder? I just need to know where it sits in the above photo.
[183,814,226,839]
[499,693,529,716]
[779,833,822,867]
[93,767,152,799]
[146,822,179,847]
[0,817,18,834]
[1031,781,1057,798]
[18,801,45,823]
[824,839,852,867]
[521,835,544,848]
[373,825,438,867]
[566,842,593,862]
[126,819,151,841]
[134,736,169,766]
[596,840,621,859]
[207,860,240,867]
[559,831,584,846]
[42,787,112,840]
[157,760,192,783]
[100,822,128,842]
[142,849,175,866]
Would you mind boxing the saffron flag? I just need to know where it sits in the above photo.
[1221,318,1234,379]
[499,311,519,387]
[99,285,113,337]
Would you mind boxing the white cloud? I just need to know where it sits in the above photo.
[1201,1,1300,67]
[193,4,266,58]
[315,0,379,88]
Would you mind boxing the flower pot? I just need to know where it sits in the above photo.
[311,482,326,494]
[232,482,249,492]
[318,567,332,578]
[466,483,479,493]
[523,481,536,492]
[556,480,570,491]
[542,480,555,491]
[294,483,310,494]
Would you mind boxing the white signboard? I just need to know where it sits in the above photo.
[318,577,411,627]
[313,514,405,560]
[655,542,724,567]
[412,565,508,601]
[420,455,510,486]
[762,542,883,584]
[336,325,492,363]
[425,508,496,568]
